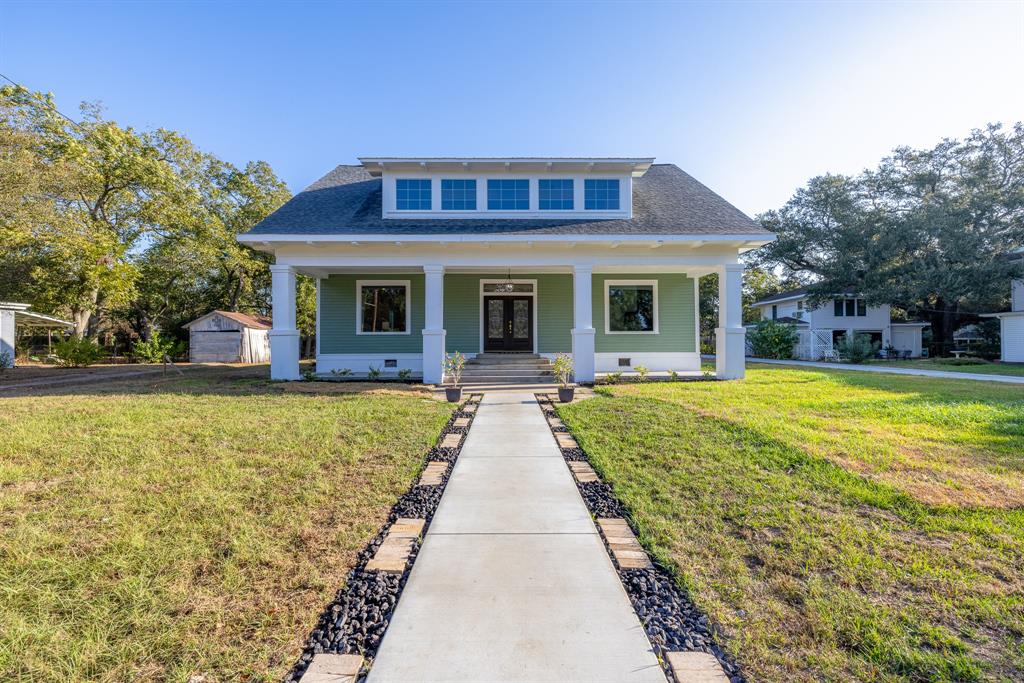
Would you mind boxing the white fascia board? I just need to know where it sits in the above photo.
[238,232,776,245]
[982,311,1024,318]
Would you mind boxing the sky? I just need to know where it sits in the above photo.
[1,0,1021,216]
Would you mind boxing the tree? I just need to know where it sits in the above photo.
[758,123,1024,349]
[1,85,206,337]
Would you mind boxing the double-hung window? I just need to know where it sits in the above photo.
[605,281,658,334]
[395,179,431,210]
[585,179,620,210]
[357,281,410,334]
[441,179,476,210]
[538,179,574,210]
[487,179,529,210]
[834,298,867,317]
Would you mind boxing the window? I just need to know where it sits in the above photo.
[772,304,778,320]
[487,179,529,210]
[585,179,620,210]
[538,179,574,210]
[834,297,867,317]
[357,281,410,334]
[395,179,431,210]
[441,179,476,210]
[605,281,658,334]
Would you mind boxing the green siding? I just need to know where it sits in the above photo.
[592,274,696,353]
[442,274,573,354]
[319,274,424,353]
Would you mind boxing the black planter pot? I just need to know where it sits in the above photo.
[446,386,463,402]
[558,386,575,403]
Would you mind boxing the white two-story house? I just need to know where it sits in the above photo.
[237,157,775,383]
[750,288,928,360]
[983,247,1024,363]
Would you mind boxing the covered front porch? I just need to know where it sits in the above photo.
[264,240,748,383]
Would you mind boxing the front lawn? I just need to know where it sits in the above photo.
[867,358,1024,377]
[0,368,453,681]
[559,367,1024,682]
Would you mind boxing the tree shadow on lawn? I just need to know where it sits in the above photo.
[0,365,436,401]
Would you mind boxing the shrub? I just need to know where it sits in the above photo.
[132,332,183,364]
[552,353,574,388]
[747,320,799,359]
[367,365,382,381]
[0,349,12,372]
[939,357,989,366]
[330,368,353,377]
[301,367,317,381]
[604,371,622,385]
[668,369,679,381]
[443,351,466,386]
[397,368,412,381]
[54,337,104,368]
[836,333,879,364]
[635,364,649,382]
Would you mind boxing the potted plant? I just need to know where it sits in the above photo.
[443,351,466,402]
[553,353,575,402]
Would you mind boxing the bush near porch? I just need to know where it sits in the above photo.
[0,367,453,681]
[558,367,1024,682]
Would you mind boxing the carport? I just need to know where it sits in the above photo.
[0,302,74,367]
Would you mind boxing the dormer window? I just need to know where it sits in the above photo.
[585,179,620,210]
[442,179,476,210]
[487,179,529,210]
[396,179,431,210]
[538,179,574,210]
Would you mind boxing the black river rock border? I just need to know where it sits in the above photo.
[282,394,482,683]
[537,393,746,683]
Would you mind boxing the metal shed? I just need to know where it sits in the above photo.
[183,310,271,363]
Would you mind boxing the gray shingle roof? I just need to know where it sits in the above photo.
[243,163,768,236]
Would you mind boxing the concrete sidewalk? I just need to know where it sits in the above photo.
[747,357,1024,384]
[367,392,664,683]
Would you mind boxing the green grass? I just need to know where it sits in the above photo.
[0,368,453,682]
[559,367,1024,682]
[865,359,1024,377]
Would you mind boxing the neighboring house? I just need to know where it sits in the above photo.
[237,158,774,382]
[0,302,74,367]
[749,289,928,360]
[184,310,272,363]
[982,247,1024,363]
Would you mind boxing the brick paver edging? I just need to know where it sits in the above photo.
[284,394,484,683]
[536,393,745,683]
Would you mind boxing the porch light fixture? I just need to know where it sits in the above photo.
[494,269,516,293]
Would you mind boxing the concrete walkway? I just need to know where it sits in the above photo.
[748,357,1024,384]
[367,392,664,683]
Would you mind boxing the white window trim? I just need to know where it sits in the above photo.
[356,279,412,335]
[604,279,659,335]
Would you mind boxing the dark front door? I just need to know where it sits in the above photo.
[484,296,533,352]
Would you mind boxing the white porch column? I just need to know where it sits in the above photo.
[422,265,446,384]
[269,264,300,381]
[571,264,596,383]
[716,263,746,380]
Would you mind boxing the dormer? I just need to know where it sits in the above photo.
[358,157,653,220]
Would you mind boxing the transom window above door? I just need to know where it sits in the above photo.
[605,281,658,334]
[395,179,431,210]
[357,280,410,334]
[487,179,529,210]
[538,179,574,210]
[482,282,534,293]
[441,179,476,210]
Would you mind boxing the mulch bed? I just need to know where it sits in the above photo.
[536,393,746,683]
[283,394,482,682]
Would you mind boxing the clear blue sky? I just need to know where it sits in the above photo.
[2,0,1021,215]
